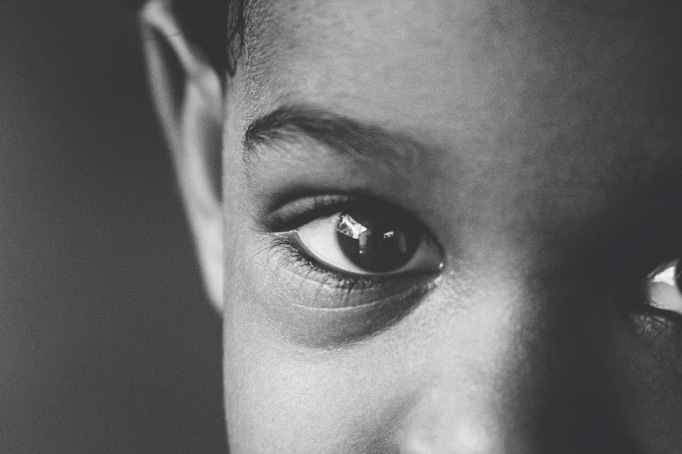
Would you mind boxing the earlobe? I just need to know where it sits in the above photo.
[141,0,224,311]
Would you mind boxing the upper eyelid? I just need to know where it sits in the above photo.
[262,193,432,230]
[263,194,354,231]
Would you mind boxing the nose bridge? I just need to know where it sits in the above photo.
[398,270,584,454]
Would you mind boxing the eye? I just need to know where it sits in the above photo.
[644,258,682,316]
[278,205,444,276]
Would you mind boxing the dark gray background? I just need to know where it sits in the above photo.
[0,1,227,452]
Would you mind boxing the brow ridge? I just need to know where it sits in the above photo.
[243,104,425,169]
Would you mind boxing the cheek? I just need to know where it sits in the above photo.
[221,281,413,453]
[588,304,682,452]
[220,232,430,453]
[223,344,409,453]
[219,240,528,454]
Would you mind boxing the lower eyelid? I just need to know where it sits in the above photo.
[628,307,682,346]
[272,238,381,290]
[266,237,439,309]
[258,268,438,347]
[289,280,438,312]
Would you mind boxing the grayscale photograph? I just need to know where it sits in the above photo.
[1,0,681,452]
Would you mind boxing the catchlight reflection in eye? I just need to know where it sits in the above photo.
[281,209,444,276]
[645,258,682,315]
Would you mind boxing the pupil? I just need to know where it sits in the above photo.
[336,211,419,272]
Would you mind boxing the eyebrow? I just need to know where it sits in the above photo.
[243,104,428,169]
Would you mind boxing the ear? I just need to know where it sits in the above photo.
[141,0,224,311]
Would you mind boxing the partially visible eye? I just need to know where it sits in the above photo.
[278,205,444,276]
[644,258,682,316]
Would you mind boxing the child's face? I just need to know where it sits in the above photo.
[214,0,682,452]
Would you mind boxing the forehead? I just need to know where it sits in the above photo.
[244,0,673,119]
[234,0,681,250]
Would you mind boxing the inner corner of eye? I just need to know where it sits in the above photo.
[645,258,682,314]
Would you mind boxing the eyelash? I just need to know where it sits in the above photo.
[261,195,439,290]
[267,234,391,291]
[261,194,682,336]
[600,241,682,335]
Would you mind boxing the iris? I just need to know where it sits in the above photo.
[336,209,419,273]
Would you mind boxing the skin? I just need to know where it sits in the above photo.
[146,0,682,452]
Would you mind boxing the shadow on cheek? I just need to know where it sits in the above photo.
[265,282,436,349]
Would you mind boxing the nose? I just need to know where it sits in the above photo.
[394,274,588,454]
[398,379,559,454]
[400,387,511,454]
